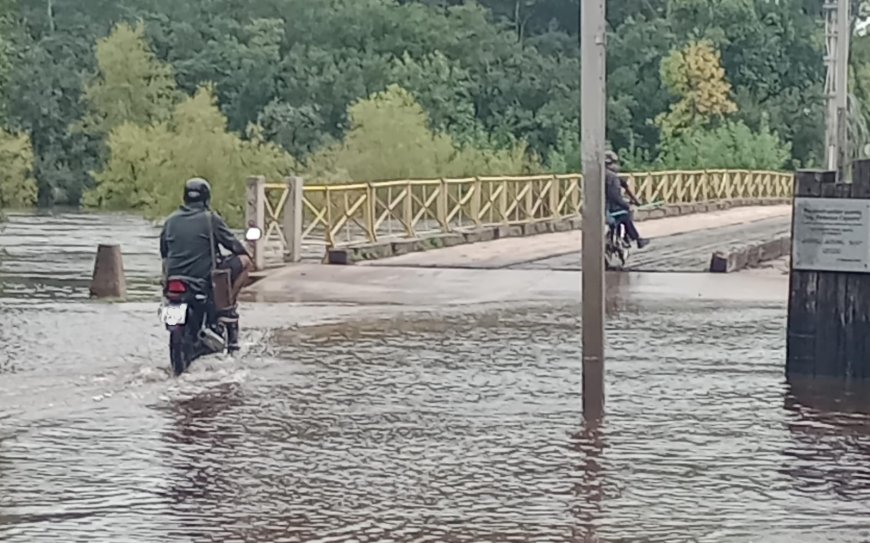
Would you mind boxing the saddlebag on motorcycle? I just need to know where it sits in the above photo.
[211,268,233,312]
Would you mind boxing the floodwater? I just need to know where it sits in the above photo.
[2,211,870,543]
[0,210,161,302]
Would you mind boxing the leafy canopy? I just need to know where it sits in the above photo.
[306,85,537,183]
[84,24,294,225]
[0,128,37,209]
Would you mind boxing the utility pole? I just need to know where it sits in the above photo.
[47,0,55,33]
[580,0,606,420]
[824,0,850,176]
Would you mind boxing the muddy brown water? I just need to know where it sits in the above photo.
[1,211,870,542]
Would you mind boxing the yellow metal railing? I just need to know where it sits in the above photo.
[263,170,793,252]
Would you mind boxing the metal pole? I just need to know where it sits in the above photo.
[580,0,606,420]
[835,0,850,178]
[824,0,839,170]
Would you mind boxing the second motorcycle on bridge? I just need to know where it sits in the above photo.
[605,202,662,271]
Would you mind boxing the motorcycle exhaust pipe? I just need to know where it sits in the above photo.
[198,327,226,353]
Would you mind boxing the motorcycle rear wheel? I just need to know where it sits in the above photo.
[169,327,190,376]
[604,247,618,270]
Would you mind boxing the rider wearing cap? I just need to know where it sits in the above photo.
[604,150,649,249]
[159,178,253,351]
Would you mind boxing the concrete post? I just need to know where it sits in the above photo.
[437,178,449,232]
[90,244,126,299]
[701,170,710,202]
[364,182,377,242]
[283,176,304,262]
[246,176,266,271]
[571,175,581,215]
[835,0,850,178]
[470,177,482,226]
[549,175,561,218]
[403,181,414,236]
[581,0,607,421]
[498,182,508,223]
[524,182,534,219]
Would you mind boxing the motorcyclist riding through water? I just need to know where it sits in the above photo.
[159,178,254,352]
[604,150,650,249]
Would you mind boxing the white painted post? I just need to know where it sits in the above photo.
[246,176,266,270]
[283,176,304,262]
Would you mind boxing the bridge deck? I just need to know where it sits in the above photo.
[515,216,790,273]
[357,205,792,272]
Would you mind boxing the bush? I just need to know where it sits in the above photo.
[304,85,538,182]
[86,87,295,226]
[655,119,792,171]
[545,126,580,174]
[0,128,37,209]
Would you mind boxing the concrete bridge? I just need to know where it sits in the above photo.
[244,170,794,278]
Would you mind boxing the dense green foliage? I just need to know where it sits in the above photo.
[1,0,868,215]
[0,127,37,208]
[306,85,537,183]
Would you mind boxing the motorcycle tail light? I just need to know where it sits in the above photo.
[167,280,188,294]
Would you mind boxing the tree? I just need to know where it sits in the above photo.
[657,118,791,170]
[606,13,674,155]
[88,87,295,225]
[305,85,535,182]
[0,0,837,211]
[657,40,738,136]
[388,51,479,141]
[79,22,178,137]
[306,85,457,182]
[256,100,331,159]
[0,128,37,209]
[664,0,825,164]
[4,33,99,205]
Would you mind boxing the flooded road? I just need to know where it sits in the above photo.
[1,211,161,303]
[2,212,870,542]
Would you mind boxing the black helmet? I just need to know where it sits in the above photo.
[183,177,211,206]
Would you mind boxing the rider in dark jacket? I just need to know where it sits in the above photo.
[159,178,253,350]
[604,151,649,249]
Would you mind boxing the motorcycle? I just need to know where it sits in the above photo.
[604,201,663,271]
[157,226,262,376]
[605,209,631,271]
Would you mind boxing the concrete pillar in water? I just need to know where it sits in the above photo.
[90,244,126,299]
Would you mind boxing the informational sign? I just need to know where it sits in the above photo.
[792,197,870,273]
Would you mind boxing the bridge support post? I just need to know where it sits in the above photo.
[787,160,870,380]
[90,244,126,299]
[246,175,266,270]
[283,176,304,263]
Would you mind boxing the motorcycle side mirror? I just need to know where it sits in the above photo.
[245,227,262,241]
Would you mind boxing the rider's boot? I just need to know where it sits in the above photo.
[226,323,240,353]
[637,238,650,249]
[217,303,240,352]
[218,304,239,322]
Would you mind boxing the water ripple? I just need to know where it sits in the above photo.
[3,213,870,541]
[2,294,870,542]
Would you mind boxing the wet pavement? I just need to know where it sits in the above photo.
[2,212,870,542]
[515,216,791,272]
[364,206,792,272]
